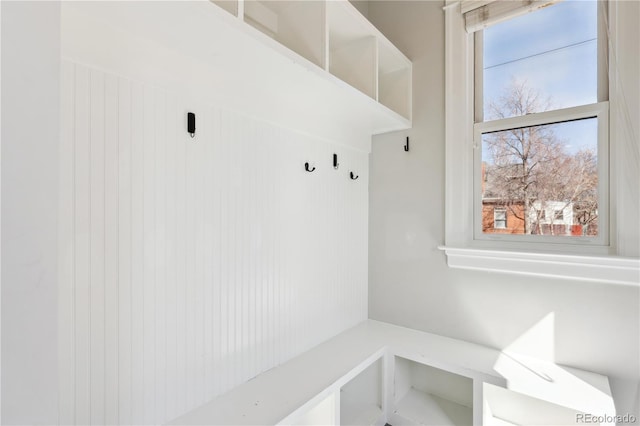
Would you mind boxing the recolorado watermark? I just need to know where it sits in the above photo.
[576,413,637,424]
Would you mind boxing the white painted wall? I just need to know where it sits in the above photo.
[1,2,60,424]
[58,39,368,426]
[367,0,639,419]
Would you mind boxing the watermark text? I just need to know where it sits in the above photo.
[577,413,637,424]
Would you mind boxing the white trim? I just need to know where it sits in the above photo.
[444,1,475,248]
[608,0,639,257]
[438,246,640,286]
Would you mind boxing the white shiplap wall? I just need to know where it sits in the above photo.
[58,61,369,425]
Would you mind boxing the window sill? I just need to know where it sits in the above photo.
[437,246,640,286]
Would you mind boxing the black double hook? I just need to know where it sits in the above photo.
[404,136,410,152]
[304,162,316,172]
[350,171,359,180]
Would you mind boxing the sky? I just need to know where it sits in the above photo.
[482,0,599,154]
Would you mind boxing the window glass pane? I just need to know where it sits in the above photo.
[481,118,598,237]
[483,0,598,120]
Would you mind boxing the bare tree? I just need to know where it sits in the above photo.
[483,80,598,235]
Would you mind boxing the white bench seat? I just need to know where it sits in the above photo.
[168,320,614,426]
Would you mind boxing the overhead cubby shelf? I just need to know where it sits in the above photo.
[214,0,412,123]
[327,1,377,100]
[61,0,411,152]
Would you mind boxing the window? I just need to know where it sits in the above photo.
[442,0,640,283]
[473,0,608,245]
[494,209,507,229]
[553,210,564,222]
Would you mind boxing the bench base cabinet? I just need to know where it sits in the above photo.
[167,321,614,426]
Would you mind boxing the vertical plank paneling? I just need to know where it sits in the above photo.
[104,73,120,426]
[154,89,167,423]
[194,103,204,405]
[89,68,106,426]
[203,106,214,401]
[184,102,196,409]
[74,64,91,425]
[60,61,369,426]
[164,95,178,421]
[130,81,145,425]
[142,85,157,425]
[212,110,228,400]
[175,99,187,417]
[117,77,133,426]
[59,61,76,425]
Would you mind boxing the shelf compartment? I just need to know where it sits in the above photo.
[244,0,326,68]
[378,40,411,120]
[340,357,384,426]
[392,357,473,426]
[210,0,239,17]
[327,1,377,99]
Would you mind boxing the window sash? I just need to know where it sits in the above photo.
[474,1,609,123]
[473,102,609,245]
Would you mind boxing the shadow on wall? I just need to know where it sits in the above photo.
[445,272,640,424]
[482,312,622,425]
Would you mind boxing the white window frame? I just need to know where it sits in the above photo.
[441,0,640,285]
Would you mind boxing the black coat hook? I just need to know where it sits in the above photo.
[188,112,196,138]
[333,153,339,169]
[305,162,316,172]
[404,136,410,152]
[350,171,359,180]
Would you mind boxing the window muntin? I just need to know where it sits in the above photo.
[473,0,608,246]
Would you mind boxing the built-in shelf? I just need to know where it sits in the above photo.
[395,388,472,426]
[244,1,326,69]
[166,321,614,426]
[214,0,412,122]
[392,357,473,426]
[63,0,411,152]
[327,1,377,100]
[340,357,384,426]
